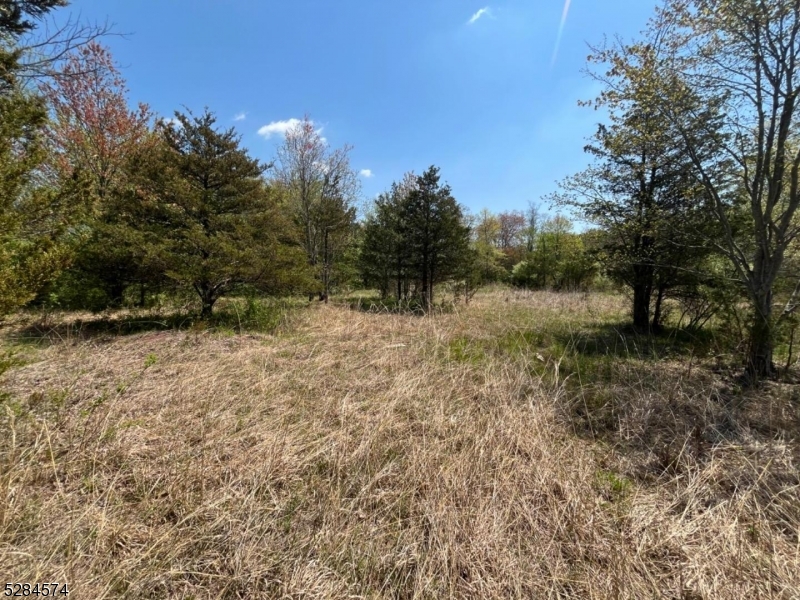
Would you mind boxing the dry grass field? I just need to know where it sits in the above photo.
[1,289,798,598]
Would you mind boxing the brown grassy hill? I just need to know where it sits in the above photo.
[1,290,798,598]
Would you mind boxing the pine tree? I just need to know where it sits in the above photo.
[402,166,470,308]
[359,168,471,308]
[558,44,720,331]
[131,109,309,317]
[0,0,74,316]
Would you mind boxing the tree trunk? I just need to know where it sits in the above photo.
[428,274,434,308]
[421,268,430,309]
[322,230,331,302]
[108,280,125,308]
[747,291,775,379]
[632,281,652,331]
[197,284,217,319]
[651,286,666,333]
[201,297,215,319]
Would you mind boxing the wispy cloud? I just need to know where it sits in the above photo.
[162,116,182,128]
[359,169,374,178]
[234,112,247,121]
[551,0,572,67]
[468,7,491,25]
[258,118,303,138]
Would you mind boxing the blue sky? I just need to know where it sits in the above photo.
[60,0,657,215]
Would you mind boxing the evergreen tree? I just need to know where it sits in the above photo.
[402,166,470,308]
[0,1,64,39]
[0,0,74,316]
[359,173,417,299]
[131,109,308,317]
[359,168,471,308]
[360,189,405,299]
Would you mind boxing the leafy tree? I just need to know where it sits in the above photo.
[471,237,507,284]
[42,42,152,202]
[524,201,542,254]
[41,41,155,307]
[470,208,507,283]
[275,117,359,301]
[559,35,721,331]
[633,0,800,377]
[497,210,527,268]
[473,208,500,247]
[512,216,596,291]
[131,109,308,317]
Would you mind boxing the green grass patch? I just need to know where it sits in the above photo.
[447,336,486,365]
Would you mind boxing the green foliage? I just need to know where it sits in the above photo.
[359,175,413,298]
[447,337,486,365]
[511,217,597,290]
[274,117,359,298]
[558,40,723,331]
[472,240,508,284]
[359,167,471,308]
[597,0,800,376]
[0,1,65,37]
[595,469,632,505]
[0,14,77,318]
[128,109,311,317]
[226,296,293,333]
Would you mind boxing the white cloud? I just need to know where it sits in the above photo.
[258,118,330,147]
[258,118,327,144]
[162,116,182,128]
[234,112,247,121]
[359,169,374,178]
[468,7,491,24]
[258,118,303,138]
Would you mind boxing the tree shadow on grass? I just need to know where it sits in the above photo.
[9,311,199,346]
[335,295,454,316]
[7,300,297,347]
[553,321,720,363]
[543,322,800,508]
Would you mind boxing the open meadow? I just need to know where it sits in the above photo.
[2,0,800,598]
[1,289,798,599]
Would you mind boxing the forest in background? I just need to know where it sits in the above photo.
[2,1,800,381]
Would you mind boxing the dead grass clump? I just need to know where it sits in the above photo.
[0,290,798,598]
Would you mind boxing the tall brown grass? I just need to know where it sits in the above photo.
[1,290,798,598]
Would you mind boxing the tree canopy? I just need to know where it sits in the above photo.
[129,110,309,317]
